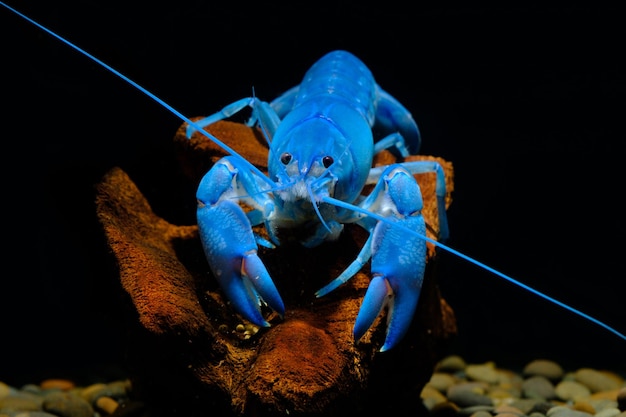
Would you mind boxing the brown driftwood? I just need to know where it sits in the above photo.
[95,120,457,417]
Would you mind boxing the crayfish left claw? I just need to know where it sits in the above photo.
[352,166,429,351]
[353,272,421,352]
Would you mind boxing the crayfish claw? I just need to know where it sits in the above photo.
[209,252,283,328]
[353,276,390,344]
[241,253,285,319]
[354,274,421,352]
[197,198,284,328]
[220,269,272,327]
[351,166,428,351]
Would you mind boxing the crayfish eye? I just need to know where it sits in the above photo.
[322,155,334,168]
[280,152,292,165]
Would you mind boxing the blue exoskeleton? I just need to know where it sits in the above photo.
[187,50,449,351]
[5,1,624,352]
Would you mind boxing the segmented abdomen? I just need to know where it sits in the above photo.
[293,50,377,126]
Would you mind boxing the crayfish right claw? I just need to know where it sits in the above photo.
[208,249,284,328]
[240,252,286,323]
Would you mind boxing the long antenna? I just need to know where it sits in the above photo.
[4,1,624,343]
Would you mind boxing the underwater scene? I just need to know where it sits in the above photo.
[3,2,624,416]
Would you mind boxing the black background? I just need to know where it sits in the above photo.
[3,2,625,385]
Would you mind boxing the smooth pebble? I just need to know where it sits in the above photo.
[524,360,565,381]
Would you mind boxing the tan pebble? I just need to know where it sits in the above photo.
[436,355,467,372]
[572,400,596,414]
[523,359,564,380]
[431,400,460,414]
[244,323,259,333]
[79,383,108,402]
[40,379,75,391]
[428,372,457,392]
[466,362,500,384]
[555,380,591,401]
[494,413,520,417]
[95,396,119,414]
[575,369,622,393]
[0,396,42,412]
[0,381,12,397]
[420,385,448,410]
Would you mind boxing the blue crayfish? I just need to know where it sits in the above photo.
[5,2,624,352]
[187,50,449,351]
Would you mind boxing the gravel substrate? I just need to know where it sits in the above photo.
[422,356,626,417]
[0,378,142,417]
[1,356,625,417]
